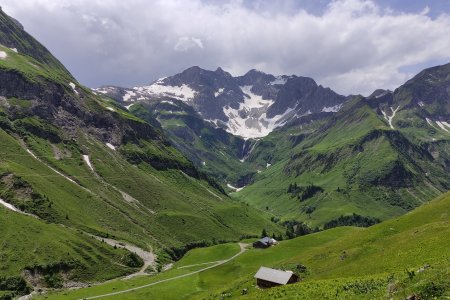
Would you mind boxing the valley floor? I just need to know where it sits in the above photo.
[35,191,450,299]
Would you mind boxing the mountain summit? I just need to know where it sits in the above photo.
[96,67,346,139]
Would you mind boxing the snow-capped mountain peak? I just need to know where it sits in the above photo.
[94,66,346,139]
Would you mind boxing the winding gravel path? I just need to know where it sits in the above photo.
[88,234,156,279]
[81,243,248,300]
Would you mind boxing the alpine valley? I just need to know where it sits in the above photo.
[0,8,449,300]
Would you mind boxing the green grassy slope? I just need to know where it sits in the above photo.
[0,127,279,246]
[129,101,257,187]
[0,118,280,294]
[0,8,281,292]
[41,191,450,299]
[0,207,136,299]
[234,98,449,227]
[121,65,450,230]
[0,208,134,278]
[123,82,450,230]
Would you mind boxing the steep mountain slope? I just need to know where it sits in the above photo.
[235,65,450,227]
[0,207,136,298]
[378,63,450,140]
[96,67,346,185]
[127,100,255,185]
[0,9,280,293]
[97,63,450,227]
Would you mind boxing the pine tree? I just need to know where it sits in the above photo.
[261,228,268,238]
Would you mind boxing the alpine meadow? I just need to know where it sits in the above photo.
[0,1,449,300]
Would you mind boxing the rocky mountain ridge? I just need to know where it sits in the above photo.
[95,66,346,139]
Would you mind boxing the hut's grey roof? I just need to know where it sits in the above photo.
[259,237,271,245]
[254,266,294,285]
[260,237,271,243]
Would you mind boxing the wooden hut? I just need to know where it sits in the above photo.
[254,266,299,288]
[252,237,278,248]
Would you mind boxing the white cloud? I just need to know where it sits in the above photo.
[1,0,450,95]
[174,37,204,52]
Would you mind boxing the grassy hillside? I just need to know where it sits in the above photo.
[2,7,449,299]
[0,207,136,299]
[123,86,450,230]
[129,101,257,188]
[1,125,280,244]
[234,99,450,227]
[40,190,450,299]
[0,8,282,293]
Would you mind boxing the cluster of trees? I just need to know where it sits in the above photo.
[261,228,283,241]
[262,219,319,241]
[270,216,280,223]
[301,205,316,215]
[166,237,236,261]
[323,213,380,229]
[287,183,323,201]
[0,174,56,221]
[0,276,30,298]
[121,252,144,268]
[166,240,212,261]
[282,220,319,239]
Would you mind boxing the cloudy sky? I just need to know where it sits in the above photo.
[2,0,450,95]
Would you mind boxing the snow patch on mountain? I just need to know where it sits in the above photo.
[123,90,136,101]
[436,121,450,133]
[106,143,116,150]
[135,79,197,101]
[241,85,272,108]
[239,140,258,162]
[214,88,225,97]
[0,51,7,59]
[381,106,399,129]
[425,118,450,133]
[206,119,221,128]
[269,76,288,85]
[227,184,245,192]
[375,91,388,98]
[300,110,312,117]
[95,68,346,139]
[83,155,94,172]
[0,198,20,212]
[222,85,295,139]
[321,104,342,113]
[160,100,175,105]
[69,82,79,95]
